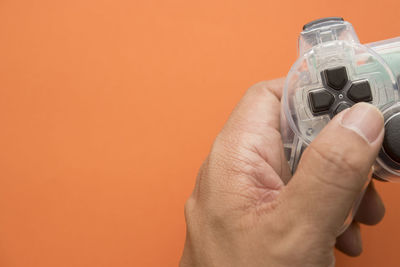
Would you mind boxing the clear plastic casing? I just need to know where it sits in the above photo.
[282,20,400,179]
[281,19,400,234]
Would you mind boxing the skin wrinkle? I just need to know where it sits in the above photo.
[238,193,281,233]
[193,157,214,204]
[216,187,280,217]
[275,185,323,233]
[248,129,284,176]
[213,148,261,177]
[207,133,284,218]
[236,84,287,180]
[231,107,280,131]
[216,144,284,192]
[213,133,267,176]
[215,82,284,182]
[212,137,289,214]
[263,206,334,267]
[239,201,285,242]
[217,119,285,186]
[228,159,281,192]
[304,142,368,193]
[192,159,207,200]
[211,147,282,200]
[220,122,289,187]
[225,117,280,145]
[251,80,284,101]
[231,101,280,133]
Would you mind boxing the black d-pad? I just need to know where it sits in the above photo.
[308,66,373,117]
[348,80,373,102]
[309,90,334,113]
[323,66,348,90]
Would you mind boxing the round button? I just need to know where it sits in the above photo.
[383,113,400,163]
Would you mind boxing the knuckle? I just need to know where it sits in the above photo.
[247,81,277,99]
[184,197,195,220]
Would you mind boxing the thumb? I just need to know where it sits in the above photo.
[280,102,384,235]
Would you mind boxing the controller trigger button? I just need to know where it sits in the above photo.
[303,17,344,31]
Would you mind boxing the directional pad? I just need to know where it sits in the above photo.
[347,80,372,102]
[323,66,349,90]
[309,89,334,113]
[308,66,373,117]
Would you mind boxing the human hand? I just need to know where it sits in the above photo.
[180,79,386,267]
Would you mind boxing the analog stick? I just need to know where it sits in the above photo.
[383,113,400,163]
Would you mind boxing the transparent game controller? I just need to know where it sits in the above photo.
[281,17,400,234]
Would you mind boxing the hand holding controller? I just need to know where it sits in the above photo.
[181,18,390,267]
[282,17,400,233]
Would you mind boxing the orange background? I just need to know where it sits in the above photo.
[0,0,399,266]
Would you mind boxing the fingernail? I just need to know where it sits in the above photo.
[340,103,384,144]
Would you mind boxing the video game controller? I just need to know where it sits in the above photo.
[281,17,400,233]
